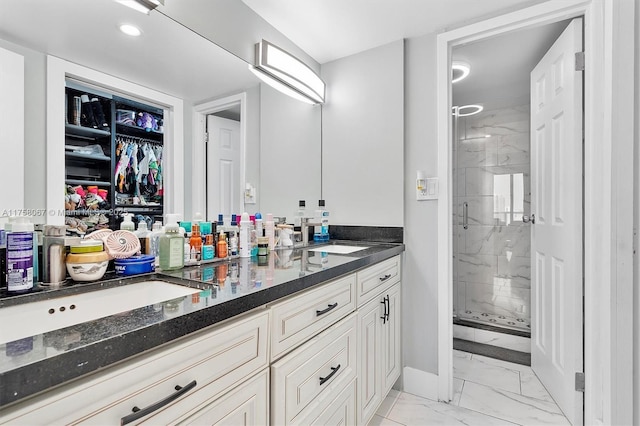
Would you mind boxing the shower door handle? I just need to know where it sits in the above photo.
[523,214,535,224]
[463,202,469,229]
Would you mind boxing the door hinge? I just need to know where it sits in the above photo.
[204,132,209,144]
[575,372,585,392]
[575,52,585,71]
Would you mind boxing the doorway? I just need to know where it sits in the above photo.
[192,93,247,223]
[451,20,571,355]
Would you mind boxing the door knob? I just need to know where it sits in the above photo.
[523,214,535,224]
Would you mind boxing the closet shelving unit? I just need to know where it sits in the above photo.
[64,80,164,231]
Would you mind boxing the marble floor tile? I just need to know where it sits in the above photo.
[458,381,570,425]
[452,378,465,406]
[453,323,475,340]
[368,414,404,426]
[520,369,555,403]
[471,353,532,373]
[387,391,518,426]
[453,349,473,360]
[376,388,401,418]
[453,352,522,393]
[474,328,531,353]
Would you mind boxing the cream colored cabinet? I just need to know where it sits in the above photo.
[381,283,401,395]
[271,313,358,425]
[0,310,270,425]
[356,256,402,426]
[270,273,356,360]
[167,369,269,426]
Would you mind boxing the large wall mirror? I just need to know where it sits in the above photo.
[0,0,321,226]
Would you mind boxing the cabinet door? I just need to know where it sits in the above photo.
[171,369,269,426]
[294,379,356,426]
[271,313,357,425]
[357,295,384,425]
[382,283,401,395]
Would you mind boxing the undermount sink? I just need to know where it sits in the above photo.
[0,280,199,345]
[307,245,369,254]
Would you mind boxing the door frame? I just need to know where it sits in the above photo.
[192,93,247,221]
[435,1,635,424]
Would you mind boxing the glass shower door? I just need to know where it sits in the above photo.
[452,104,531,332]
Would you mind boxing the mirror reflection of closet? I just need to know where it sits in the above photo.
[0,0,322,226]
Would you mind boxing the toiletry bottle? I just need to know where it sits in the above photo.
[190,223,203,261]
[217,230,228,258]
[229,231,238,256]
[314,200,330,242]
[202,234,214,261]
[134,221,151,254]
[254,212,263,237]
[120,213,135,231]
[265,213,275,250]
[150,221,164,267]
[239,212,251,258]
[159,214,184,271]
[294,200,306,227]
[6,217,34,294]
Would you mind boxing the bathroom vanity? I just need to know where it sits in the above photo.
[0,241,403,425]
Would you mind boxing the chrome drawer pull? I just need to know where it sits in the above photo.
[379,274,392,282]
[120,380,197,425]
[319,364,341,386]
[316,302,338,316]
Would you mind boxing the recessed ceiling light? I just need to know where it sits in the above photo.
[452,61,470,84]
[485,134,492,138]
[119,24,142,37]
[455,105,484,117]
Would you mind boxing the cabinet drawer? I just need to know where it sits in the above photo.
[270,273,356,360]
[294,379,356,426]
[356,255,400,305]
[0,310,269,425]
[158,369,269,425]
[271,313,357,426]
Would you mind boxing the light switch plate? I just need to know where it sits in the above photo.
[417,176,438,200]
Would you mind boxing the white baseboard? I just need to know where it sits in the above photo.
[402,367,439,401]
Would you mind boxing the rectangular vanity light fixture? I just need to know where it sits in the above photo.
[249,39,325,105]
[116,0,163,14]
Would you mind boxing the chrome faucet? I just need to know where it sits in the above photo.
[300,217,322,246]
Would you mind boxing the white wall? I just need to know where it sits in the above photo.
[160,0,319,73]
[321,40,404,227]
[403,34,440,373]
[259,83,321,221]
[0,40,46,220]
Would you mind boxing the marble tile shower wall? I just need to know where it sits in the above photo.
[453,105,531,331]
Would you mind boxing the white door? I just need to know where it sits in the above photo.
[530,18,583,425]
[206,114,241,219]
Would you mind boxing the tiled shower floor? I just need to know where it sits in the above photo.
[455,310,530,331]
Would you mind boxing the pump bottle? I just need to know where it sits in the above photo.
[159,213,184,270]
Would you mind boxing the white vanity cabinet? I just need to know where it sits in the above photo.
[0,310,270,425]
[356,255,402,426]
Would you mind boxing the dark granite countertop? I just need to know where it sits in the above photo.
[0,240,403,407]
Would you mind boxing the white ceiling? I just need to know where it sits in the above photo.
[240,0,571,111]
[452,19,570,110]
[240,0,548,64]
[0,0,257,102]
